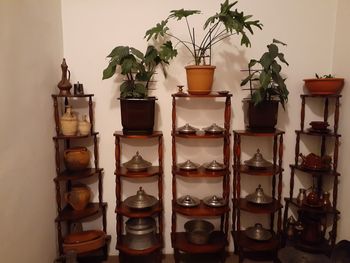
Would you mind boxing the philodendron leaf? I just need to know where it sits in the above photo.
[107,46,128,58]
[130,47,144,60]
[120,55,137,74]
[145,20,169,41]
[102,63,116,80]
[267,43,278,59]
[169,9,200,20]
[134,83,147,98]
[260,52,273,69]
[273,38,287,46]
[277,53,289,66]
[248,59,258,68]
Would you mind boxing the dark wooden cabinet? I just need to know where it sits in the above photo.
[283,94,341,254]
[52,94,110,262]
[232,129,284,263]
[171,93,232,262]
[114,131,164,262]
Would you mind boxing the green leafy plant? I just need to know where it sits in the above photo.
[315,73,335,79]
[102,42,177,98]
[241,39,289,109]
[145,0,262,66]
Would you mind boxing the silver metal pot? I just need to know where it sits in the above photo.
[203,160,226,171]
[124,187,158,210]
[184,220,214,245]
[178,160,199,170]
[244,149,273,169]
[203,195,227,207]
[123,151,152,172]
[177,195,200,207]
[125,217,157,250]
[245,184,273,204]
[245,223,272,241]
[177,123,198,134]
[203,123,224,134]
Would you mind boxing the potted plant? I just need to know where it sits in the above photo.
[240,39,289,131]
[145,0,262,95]
[102,42,177,134]
[303,73,344,95]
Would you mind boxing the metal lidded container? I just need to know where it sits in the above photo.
[184,219,214,245]
[203,195,227,207]
[203,160,226,171]
[245,223,272,241]
[245,184,273,205]
[244,149,273,169]
[125,217,157,250]
[123,151,152,172]
[124,187,158,210]
[203,123,225,134]
[177,123,198,134]
[178,160,200,170]
[177,195,200,207]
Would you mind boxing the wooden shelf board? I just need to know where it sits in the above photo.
[115,166,161,178]
[55,168,102,181]
[232,230,279,252]
[56,202,107,222]
[171,231,227,253]
[173,131,225,139]
[235,164,282,176]
[172,93,232,98]
[296,129,341,137]
[116,234,162,255]
[290,164,340,176]
[233,129,285,137]
[114,131,163,138]
[172,166,228,178]
[173,200,229,217]
[284,198,340,214]
[300,94,342,98]
[116,202,162,217]
[235,198,282,214]
[53,132,98,140]
[52,94,94,98]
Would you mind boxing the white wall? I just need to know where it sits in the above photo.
[332,0,350,242]
[60,0,341,254]
[0,0,63,262]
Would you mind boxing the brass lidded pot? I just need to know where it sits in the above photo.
[124,187,158,210]
[246,184,273,205]
[123,151,152,172]
[177,195,200,207]
[244,149,273,169]
[203,160,226,171]
[125,217,157,250]
[245,223,272,241]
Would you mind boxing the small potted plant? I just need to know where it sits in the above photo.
[303,73,344,95]
[145,0,262,95]
[240,39,289,131]
[102,42,177,134]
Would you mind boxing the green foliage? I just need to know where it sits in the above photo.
[315,73,334,79]
[103,42,177,98]
[145,0,262,66]
[241,39,289,109]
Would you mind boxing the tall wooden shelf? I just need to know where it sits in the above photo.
[232,129,284,263]
[114,131,164,262]
[171,93,232,263]
[283,94,341,254]
[51,94,110,262]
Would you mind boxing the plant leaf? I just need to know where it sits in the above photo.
[130,47,144,60]
[102,63,116,80]
[144,20,169,41]
[169,9,200,20]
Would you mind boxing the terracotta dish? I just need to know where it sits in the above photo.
[63,230,105,254]
[304,78,344,95]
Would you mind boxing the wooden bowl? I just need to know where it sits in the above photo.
[63,230,105,254]
[304,78,344,95]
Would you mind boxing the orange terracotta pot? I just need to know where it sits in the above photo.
[65,184,91,211]
[303,78,344,95]
[185,65,216,95]
[63,230,105,254]
[64,147,90,171]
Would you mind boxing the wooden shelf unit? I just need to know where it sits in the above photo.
[114,131,164,262]
[282,94,341,254]
[232,129,284,263]
[51,94,109,262]
[171,93,232,263]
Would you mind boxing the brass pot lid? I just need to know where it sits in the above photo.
[244,149,273,169]
[245,223,272,241]
[203,195,227,207]
[245,184,273,204]
[203,160,226,171]
[177,123,198,134]
[177,195,200,207]
[123,151,152,172]
[124,187,158,210]
[178,160,199,170]
[203,123,224,134]
[125,217,156,234]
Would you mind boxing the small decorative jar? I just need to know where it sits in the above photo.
[64,184,91,211]
[296,188,306,204]
[64,147,90,171]
[78,115,91,136]
[60,105,78,136]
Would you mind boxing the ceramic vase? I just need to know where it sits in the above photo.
[78,115,91,136]
[60,106,78,136]
[64,184,91,211]
[64,147,90,171]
